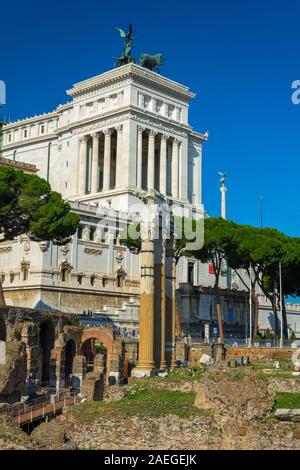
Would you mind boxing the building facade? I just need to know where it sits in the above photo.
[0,63,211,319]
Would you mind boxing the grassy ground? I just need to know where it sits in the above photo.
[69,368,210,424]
[69,365,300,425]
[71,388,210,424]
[274,392,300,409]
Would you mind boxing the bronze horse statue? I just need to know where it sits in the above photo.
[139,53,164,72]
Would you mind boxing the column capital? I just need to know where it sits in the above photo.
[103,128,113,136]
[173,138,181,145]
[149,130,157,137]
[115,124,123,133]
[91,132,100,140]
[161,134,169,142]
[137,125,145,134]
[80,135,88,143]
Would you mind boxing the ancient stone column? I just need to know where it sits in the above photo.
[171,138,180,199]
[147,130,156,190]
[115,125,123,188]
[160,239,167,369]
[103,129,112,191]
[137,126,143,188]
[165,238,177,368]
[91,133,99,193]
[79,136,88,195]
[160,135,168,195]
[133,200,156,375]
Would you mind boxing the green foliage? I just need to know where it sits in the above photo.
[264,328,273,340]
[290,331,297,341]
[253,335,262,341]
[185,217,236,285]
[0,166,79,244]
[94,342,106,352]
[78,389,206,420]
[119,222,141,253]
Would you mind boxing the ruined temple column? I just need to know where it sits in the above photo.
[132,196,156,376]
[159,135,168,195]
[91,133,99,193]
[103,129,112,191]
[79,136,88,195]
[160,239,167,369]
[165,238,177,368]
[147,130,156,190]
[137,126,143,188]
[171,138,180,199]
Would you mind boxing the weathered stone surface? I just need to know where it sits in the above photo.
[268,378,300,395]
[0,340,27,402]
[194,371,273,420]
[0,415,36,450]
[30,419,75,450]
[103,385,126,402]
[275,409,300,422]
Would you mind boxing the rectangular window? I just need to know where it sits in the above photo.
[89,227,96,241]
[167,104,175,118]
[77,225,83,239]
[40,125,44,134]
[187,262,194,284]
[156,100,163,113]
[144,95,151,109]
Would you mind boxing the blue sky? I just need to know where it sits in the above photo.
[1,0,300,236]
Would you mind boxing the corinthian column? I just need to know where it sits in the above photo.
[159,135,168,194]
[132,196,156,376]
[171,138,180,199]
[165,237,177,368]
[103,129,112,191]
[115,125,123,188]
[160,239,167,369]
[147,130,156,190]
[91,133,99,193]
[78,136,88,195]
[137,126,143,188]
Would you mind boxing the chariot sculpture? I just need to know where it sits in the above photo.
[114,24,164,73]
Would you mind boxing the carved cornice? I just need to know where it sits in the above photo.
[67,64,195,102]
[0,246,12,254]
[84,247,103,256]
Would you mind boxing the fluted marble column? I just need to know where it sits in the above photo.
[160,239,167,369]
[103,129,112,191]
[115,125,123,188]
[137,126,143,188]
[79,136,88,195]
[133,206,156,375]
[159,135,168,194]
[147,130,156,190]
[91,133,99,193]
[171,138,180,199]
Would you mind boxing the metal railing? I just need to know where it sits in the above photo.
[0,391,79,425]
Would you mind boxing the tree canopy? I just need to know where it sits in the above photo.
[0,166,80,244]
[0,166,80,305]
